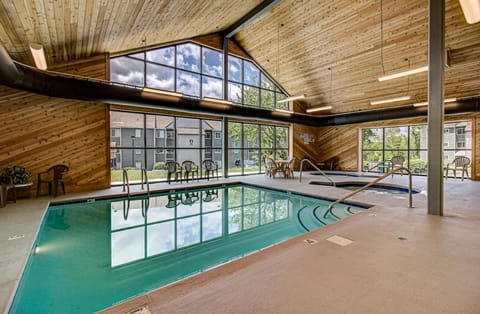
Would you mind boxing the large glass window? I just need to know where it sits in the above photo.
[110,111,222,184]
[361,121,472,176]
[110,41,286,106]
[228,122,289,176]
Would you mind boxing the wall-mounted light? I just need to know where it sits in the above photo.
[276,94,305,103]
[459,0,480,24]
[378,66,428,82]
[201,97,233,105]
[275,108,294,114]
[29,43,47,70]
[306,105,333,113]
[370,95,411,105]
[412,97,457,107]
[142,88,182,97]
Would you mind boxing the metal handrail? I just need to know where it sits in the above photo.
[365,160,393,172]
[299,158,335,186]
[122,169,130,196]
[327,166,413,213]
[122,168,150,197]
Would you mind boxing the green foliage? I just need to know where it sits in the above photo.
[153,162,165,170]
[410,159,427,173]
[2,165,31,184]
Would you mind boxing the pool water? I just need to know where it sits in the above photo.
[10,184,366,313]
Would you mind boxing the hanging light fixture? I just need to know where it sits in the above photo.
[372,58,412,105]
[412,97,457,107]
[307,67,334,113]
[29,43,47,70]
[459,0,480,24]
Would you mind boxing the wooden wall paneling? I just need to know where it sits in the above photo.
[0,54,110,196]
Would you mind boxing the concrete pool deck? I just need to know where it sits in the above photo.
[1,172,480,313]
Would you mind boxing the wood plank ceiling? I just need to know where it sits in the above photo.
[0,0,479,115]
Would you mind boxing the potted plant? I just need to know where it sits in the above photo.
[1,165,31,184]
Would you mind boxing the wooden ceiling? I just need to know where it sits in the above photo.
[1,0,479,115]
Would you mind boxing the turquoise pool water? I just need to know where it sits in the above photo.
[10,184,366,313]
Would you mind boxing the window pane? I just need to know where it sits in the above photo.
[202,76,223,99]
[176,70,200,97]
[362,128,383,150]
[146,47,175,66]
[146,63,174,91]
[244,124,259,149]
[260,89,275,109]
[276,127,288,149]
[228,82,242,104]
[244,61,260,86]
[176,43,200,72]
[228,149,242,175]
[243,85,259,107]
[228,55,242,83]
[410,125,428,149]
[261,73,275,90]
[276,93,287,109]
[110,56,144,86]
[409,151,427,174]
[261,125,274,149]
[385,126,408,150]
[202,47,223,78]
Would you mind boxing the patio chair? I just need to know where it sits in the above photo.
[264,156,279,178]
[36,164,69,197]
[182,160,199,182]
[203,160,219,180]
[445,156,470,181]
[0,175,15,207]
[165,161,182,184]
[390,155,405,176]
[283,157,296,178]
[203,189,218,202]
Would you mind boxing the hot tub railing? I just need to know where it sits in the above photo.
[299,158,335,186]
[326,166,413,214]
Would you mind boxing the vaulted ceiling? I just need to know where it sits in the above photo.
[1,0,479,115]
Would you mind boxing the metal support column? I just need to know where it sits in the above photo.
[427,0,445,216]
[223,116,229,178]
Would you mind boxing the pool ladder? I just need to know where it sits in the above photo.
[122,168,150,197]
[326,166,413,216]
[299,158,335,186]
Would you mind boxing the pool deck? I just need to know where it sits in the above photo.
[1,172,480,313]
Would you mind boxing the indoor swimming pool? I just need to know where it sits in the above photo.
[10,184,367,313]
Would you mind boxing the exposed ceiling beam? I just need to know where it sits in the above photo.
[223,0,281,38]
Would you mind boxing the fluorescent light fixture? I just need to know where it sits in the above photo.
[29,43,47,70]
[276,94,305,103]
[275,108,294,114]
[459,0,480,24]
[142,88,182,97]
[201,97,233,105]
[378,66,428,82]
[306,105,333,113]
[412,97,457,107]
[370,95,411,105]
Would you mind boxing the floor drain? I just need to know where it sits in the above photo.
[398,236,408,240]
[129,306,151,314]
[304,238,318,245]
[326,235,353,246]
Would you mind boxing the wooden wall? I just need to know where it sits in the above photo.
[0,54,110,195]
[293,114,479,180]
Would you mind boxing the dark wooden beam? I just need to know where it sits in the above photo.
[223,0,281,38]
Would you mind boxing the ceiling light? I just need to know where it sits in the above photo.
[370,95,411,105]
[378,66,428,82]
[306,105,333,113]
[276,94,305,103]
[412,97,457,107]
[142,88,182,97]
[29,43,47,70]
[459,0,480,24]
